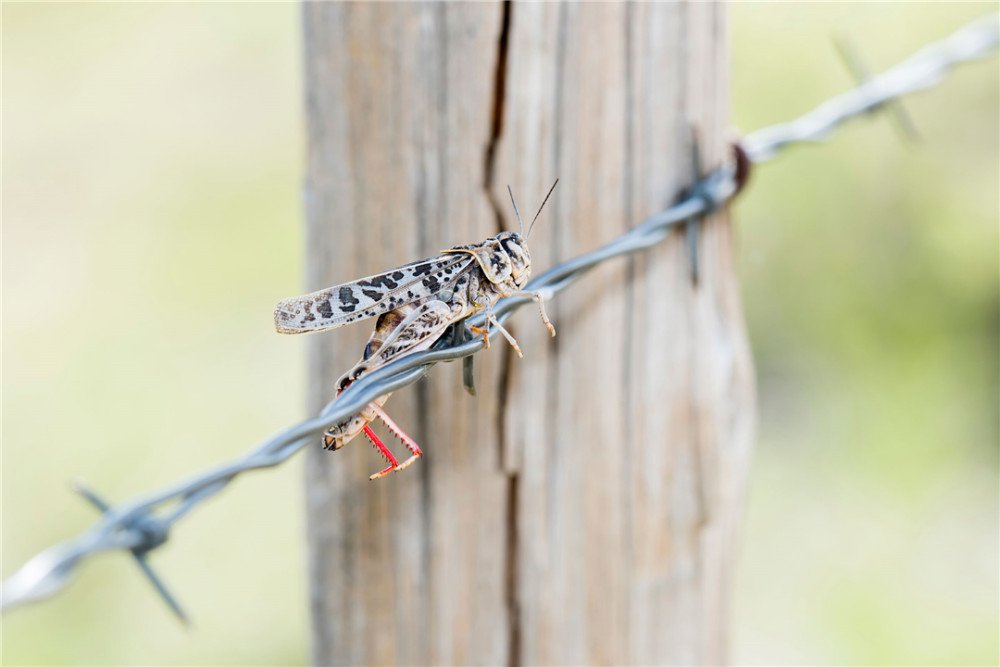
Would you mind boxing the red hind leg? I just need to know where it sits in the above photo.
[370,402,423,472]
[363,424,400,480]
[336,380,423,479]
[335,386,401,479]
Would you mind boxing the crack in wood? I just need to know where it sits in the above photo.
[504,474,521,667]
[482,3,521,666]
[483,0,512,236]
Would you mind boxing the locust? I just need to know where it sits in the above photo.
[274,181,558,479]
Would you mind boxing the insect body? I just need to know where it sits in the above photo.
[274,182,558,479]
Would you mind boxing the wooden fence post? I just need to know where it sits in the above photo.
[302,3,755,665]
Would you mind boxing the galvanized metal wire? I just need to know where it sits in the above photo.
[2,13,997,620]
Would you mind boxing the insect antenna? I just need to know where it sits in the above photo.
[507,185,524,236]
[526,178,559,239]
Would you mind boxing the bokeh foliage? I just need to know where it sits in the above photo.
[731,4,998,664]
[3,4,308,665]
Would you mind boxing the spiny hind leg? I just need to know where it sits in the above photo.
[370,402,423,473]
[332,388,400,478]
[363,423,400,480]
[509,290,556,337]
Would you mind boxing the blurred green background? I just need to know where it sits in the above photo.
[2,4,996,665]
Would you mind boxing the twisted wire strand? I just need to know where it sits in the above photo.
[2,13,996,617]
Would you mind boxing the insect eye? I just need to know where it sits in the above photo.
[438,289,453,303]
[500,237,519,256]
[362,341,376,360]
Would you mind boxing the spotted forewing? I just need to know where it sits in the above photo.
[274,253,476,334]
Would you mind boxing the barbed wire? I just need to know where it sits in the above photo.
[2,13,997,620]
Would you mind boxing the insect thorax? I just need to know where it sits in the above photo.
[443,231,532,292]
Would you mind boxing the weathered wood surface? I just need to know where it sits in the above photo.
[303,3,755,665]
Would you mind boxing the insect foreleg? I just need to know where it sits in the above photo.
[487,312,523,358]
[508,290,557,337]
[470,296,524,358]
[468,323,490,349]
[469,294,492,350]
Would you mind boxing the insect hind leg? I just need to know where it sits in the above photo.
[332,386,401,479]
[370,402,424,473]
[364,424,401,480]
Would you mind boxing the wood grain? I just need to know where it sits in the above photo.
[303,3,754,664]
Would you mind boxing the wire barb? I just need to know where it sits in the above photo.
[684,125,706,286]
[453,320,477,396]
[742,14,997,163]
[2,13,997,619]
[833,33,921,144]
[71,480,189,625]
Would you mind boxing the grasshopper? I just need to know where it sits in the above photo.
[275,181,557,478]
